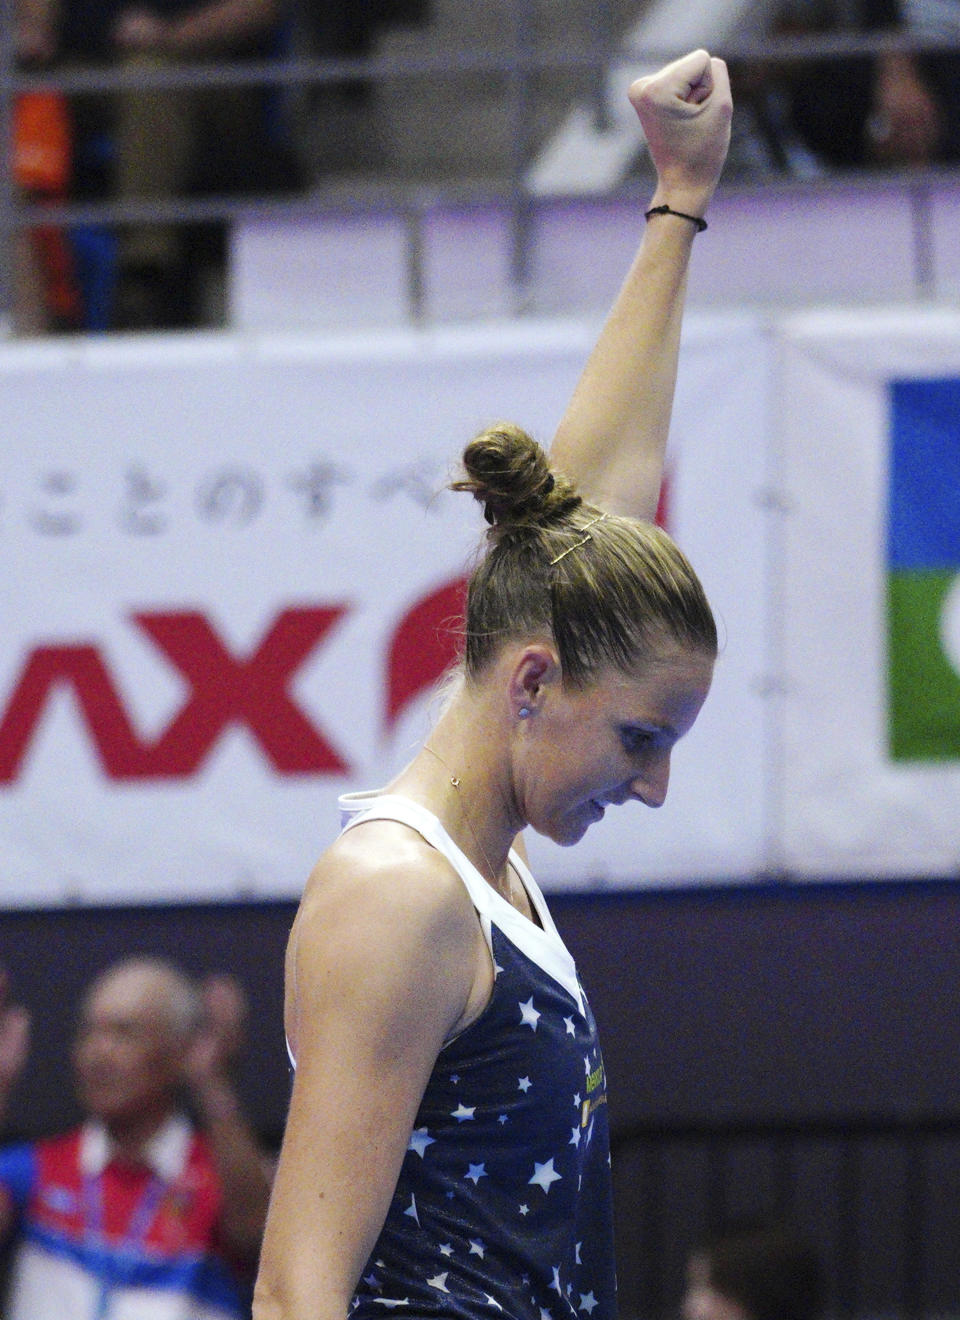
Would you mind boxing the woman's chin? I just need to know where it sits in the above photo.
[536,812,594,848]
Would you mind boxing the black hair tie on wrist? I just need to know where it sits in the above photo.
[644,204,708,233]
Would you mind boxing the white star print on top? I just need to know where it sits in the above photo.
[337,793,615,1320]
[519,999,542,1031]
[408,1129,435,1158]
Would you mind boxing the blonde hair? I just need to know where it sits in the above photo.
[452,422,717,685]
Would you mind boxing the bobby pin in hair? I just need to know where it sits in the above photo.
[549,512,608,566]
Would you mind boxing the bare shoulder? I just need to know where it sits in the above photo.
[286,820,484,1055]
[300,820,478,940]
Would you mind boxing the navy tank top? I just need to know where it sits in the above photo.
[338,793,617,1320]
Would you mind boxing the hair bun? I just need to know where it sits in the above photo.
[453,422,580,530]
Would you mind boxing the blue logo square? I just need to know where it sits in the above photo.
[888,378,960,570]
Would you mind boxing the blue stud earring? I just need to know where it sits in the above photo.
[518,707,531,719]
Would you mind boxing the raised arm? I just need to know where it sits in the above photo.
[549,49,732,520]
[253,834,488,1320]
[183,975,274,1266]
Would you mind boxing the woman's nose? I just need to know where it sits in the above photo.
[630,750,670,808]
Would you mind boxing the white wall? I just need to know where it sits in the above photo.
[231,177,960,331]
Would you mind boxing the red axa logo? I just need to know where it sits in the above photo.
[0,607,351,782]
[0,587,467,786]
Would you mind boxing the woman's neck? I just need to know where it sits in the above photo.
[391,688,524,902]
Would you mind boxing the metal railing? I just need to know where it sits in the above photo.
[1,2,960,327]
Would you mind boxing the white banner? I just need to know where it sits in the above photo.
[776,309,960,877]
[0,315,769,906]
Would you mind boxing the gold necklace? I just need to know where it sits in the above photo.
[421,743,525,912]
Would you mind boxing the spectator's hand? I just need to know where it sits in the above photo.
[112,7,170,53]
[628,48,732,216]
[16,17,56,65]
[869,53,941,164]
[184,974,246,1093]
[0,970,31,1103]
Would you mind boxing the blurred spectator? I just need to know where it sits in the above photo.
[10,89,83,334]
[305,0,430,77]
[773,0,960,168]
[297,0,432,173]
[0,958,272,1319]
[14,0,302,329]
[681,1220,825,1320]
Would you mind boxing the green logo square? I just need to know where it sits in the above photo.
[887,571,960,761]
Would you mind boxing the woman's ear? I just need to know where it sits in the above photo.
[508,643,560,720]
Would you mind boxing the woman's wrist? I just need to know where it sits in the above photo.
[644,204,707,233]
[647,182,713,224]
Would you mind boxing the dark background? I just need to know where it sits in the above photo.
[3,879,959,1314]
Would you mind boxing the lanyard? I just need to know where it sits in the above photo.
[83,1168,167,1320]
